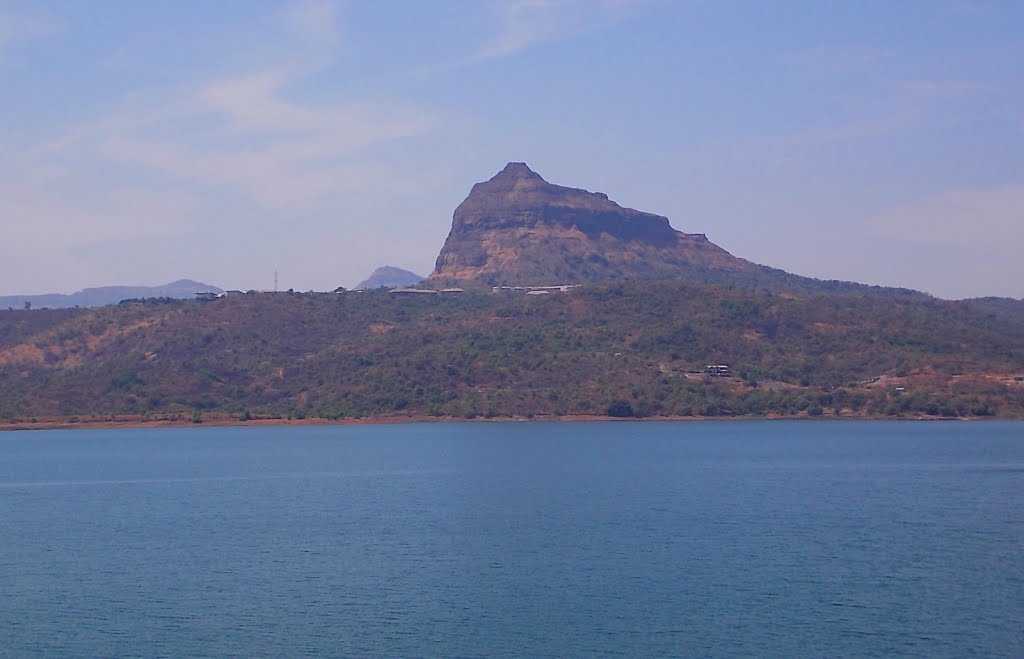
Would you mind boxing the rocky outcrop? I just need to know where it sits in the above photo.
[430,162,752,286]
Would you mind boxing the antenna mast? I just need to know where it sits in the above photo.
[274,269,278,293]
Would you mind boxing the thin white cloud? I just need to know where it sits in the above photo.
[0,7,60,60]
[85,68,434,208]
[27,0,433,210]
[733,76,993,160]
[861,184,1024,298]
[478,0,643,59]
[900,79,991,99]
[282,0,343,48]
[869,184,1024,247]
[0,180,205,248]
[779,45,892,81]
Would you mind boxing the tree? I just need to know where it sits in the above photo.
[607,400,635,418]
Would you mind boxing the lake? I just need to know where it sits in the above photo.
[1,421,1022,657]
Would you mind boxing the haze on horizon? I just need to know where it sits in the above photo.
[2,0,1022,300]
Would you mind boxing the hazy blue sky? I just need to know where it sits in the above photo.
[2,0,1022,298]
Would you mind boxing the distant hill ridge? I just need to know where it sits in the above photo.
[0,279,222,309]
[356,266,424,290]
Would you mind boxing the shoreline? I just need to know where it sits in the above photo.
[0,412,1009,433]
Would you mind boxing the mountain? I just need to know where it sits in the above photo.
[0,279,222,310]
[431,162,754,286]
[430,163,927,300]
[356,266,425,290]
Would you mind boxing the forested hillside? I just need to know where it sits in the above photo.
[2,282,1023,423]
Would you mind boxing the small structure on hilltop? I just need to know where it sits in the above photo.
[492,284,580,294]
[704,364,731,377]
[388,287,465,297]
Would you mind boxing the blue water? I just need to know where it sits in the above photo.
[1,421,1022,657]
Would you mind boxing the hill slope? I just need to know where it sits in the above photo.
[1,282,1022,422]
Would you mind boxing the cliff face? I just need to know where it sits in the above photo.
[431,163,751,285]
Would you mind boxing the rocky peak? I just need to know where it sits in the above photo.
[494,162,544,182]
[453,162,674,239]
[431,162,750,286]
[464,162,550,201]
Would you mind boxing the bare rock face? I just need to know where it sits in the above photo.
[430,162,752,286]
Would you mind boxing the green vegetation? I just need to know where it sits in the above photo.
[1,282,1023,422]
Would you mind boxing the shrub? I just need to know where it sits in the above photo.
[607,400,635,418]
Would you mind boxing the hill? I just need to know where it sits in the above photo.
[430,163,930,301]
[0,279,222,310]
[1,281,1022,423]
[356,266,425,290]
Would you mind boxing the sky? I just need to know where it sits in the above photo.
[1,0,1022,299]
